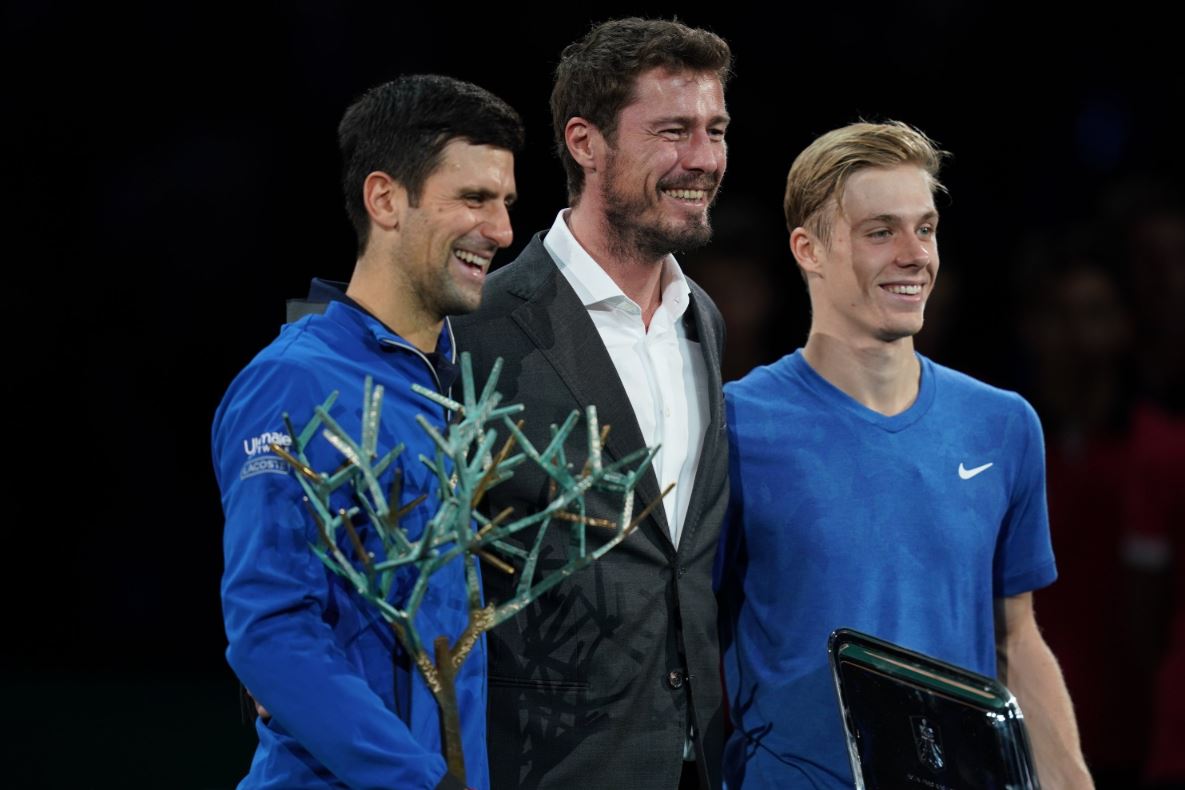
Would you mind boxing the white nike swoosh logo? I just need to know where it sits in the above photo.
[958,462,994,480]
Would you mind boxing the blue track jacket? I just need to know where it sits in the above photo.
[213,301,487,789]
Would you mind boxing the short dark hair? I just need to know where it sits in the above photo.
[550,18,732,203]
[338,74,524,253]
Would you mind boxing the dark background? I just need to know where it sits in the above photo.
[5,3,1182,787]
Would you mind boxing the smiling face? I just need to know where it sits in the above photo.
[599,67,729,259]
[806,165,940,345]
[395,138,517,319]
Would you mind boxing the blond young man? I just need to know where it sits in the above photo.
[716,122,1092,789]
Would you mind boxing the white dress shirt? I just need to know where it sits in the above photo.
[544,210,709,547]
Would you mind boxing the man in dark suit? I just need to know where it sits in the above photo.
[451,18,732,790]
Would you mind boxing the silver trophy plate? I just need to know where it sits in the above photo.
[829,628,1040,790]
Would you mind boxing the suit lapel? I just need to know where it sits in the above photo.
[675,282,725,557]
[505,236,673,550]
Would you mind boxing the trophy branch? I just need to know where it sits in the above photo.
[270,353,668,784]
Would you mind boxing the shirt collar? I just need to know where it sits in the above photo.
[543,209,692,321]
[315,285,459,392]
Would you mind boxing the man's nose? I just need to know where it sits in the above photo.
[482,202,513,249]
[682,128,725,174]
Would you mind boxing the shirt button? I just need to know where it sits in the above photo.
[664,406,672,418]
[667,670,685,689]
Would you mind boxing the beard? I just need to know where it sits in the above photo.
[395,244,484,324]
[600,151,719,261]
[431,270,482,318]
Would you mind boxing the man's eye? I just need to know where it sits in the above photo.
[660,128,685,139]
[918,225,936,237]
[869,229,892,239]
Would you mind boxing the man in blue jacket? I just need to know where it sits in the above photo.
[212,75,522,790]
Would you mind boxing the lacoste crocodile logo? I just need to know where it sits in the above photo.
[958,462,993,480]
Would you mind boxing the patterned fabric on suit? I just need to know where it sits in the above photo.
[452,234,729,790]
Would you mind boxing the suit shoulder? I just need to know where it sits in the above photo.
[454,238,555,330]
[455,269,521,325]
[686,274,723,325]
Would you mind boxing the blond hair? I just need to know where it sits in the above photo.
[784,121,948,244]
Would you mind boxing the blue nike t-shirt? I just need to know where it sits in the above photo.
[716,350,1057,789]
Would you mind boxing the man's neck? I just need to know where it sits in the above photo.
[802,332,921,416]
[566,203,666,326]
[345,255,442,353]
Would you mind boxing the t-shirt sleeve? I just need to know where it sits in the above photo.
[212,357,450,790]
[993,395,1058,598]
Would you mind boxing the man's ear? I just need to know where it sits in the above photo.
[565,116,603,175]
[362,171,407,234]
[790,226,824,278]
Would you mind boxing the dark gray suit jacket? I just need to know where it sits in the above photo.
[452,234,729,790]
